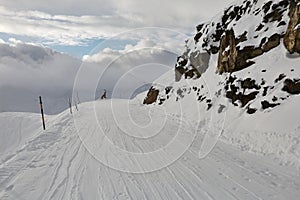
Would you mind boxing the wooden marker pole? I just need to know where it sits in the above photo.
[68,97,72,114]
[39,96,46,130]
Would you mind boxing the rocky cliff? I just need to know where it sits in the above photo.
[145,0,300,107]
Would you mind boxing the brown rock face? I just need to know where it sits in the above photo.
[282,78,300,94]
[217,30,282,74]
[284,0,300,54]
[235,46,262,70]
[143,87,159,104]
[217,29,238,74]
[262,34,281,52]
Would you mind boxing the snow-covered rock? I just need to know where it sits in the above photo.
[144,0,300,167]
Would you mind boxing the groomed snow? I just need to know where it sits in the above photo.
[0,99,299,199]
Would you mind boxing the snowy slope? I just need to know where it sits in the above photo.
[1,0,300,199]
[0,100,300,199]
[0,112,42,160]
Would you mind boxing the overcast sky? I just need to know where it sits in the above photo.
[0,0,233,57]
[0,0,234,113]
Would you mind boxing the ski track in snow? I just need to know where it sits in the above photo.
[0,100,299,200]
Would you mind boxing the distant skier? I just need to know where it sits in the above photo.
[101,89,107,99]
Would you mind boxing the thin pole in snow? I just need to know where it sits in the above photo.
[68,97,72,114]
[39,96,46,130]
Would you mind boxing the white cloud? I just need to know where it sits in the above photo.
[0,41,81,114]
[0,6,128,46]
[0,0,233,46]
[83,37,182,63]
[0,38,176,114]
[0,0,116,16]
[0,0,235,114]
[79,37,178,99]
[7,38,23,45]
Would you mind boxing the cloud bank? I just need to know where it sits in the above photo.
[0,37,177,114]
[0,0,233,46]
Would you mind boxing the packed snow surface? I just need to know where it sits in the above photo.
[0,99,299,200]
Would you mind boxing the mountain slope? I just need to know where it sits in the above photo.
[1,0,300,199]
[144,0,300,167]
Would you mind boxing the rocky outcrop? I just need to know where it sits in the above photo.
[262,33,281,52]
[261,101,280,109]
[217,29,238,74]
[175,66,186,82]
[217,30,283,74]
[143,87,159,104]
[282,78,300,94]
[284,0,300,54]
[189,51,210,75]
[188,0,291,75]
[144,0,298,108]
[174,51,210,81]
[235,46,262,71]
[226,90,259,107]
[175,56,188,81]
[224,76,260,107]
[215,0,291,74]
[262,0,289,23]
